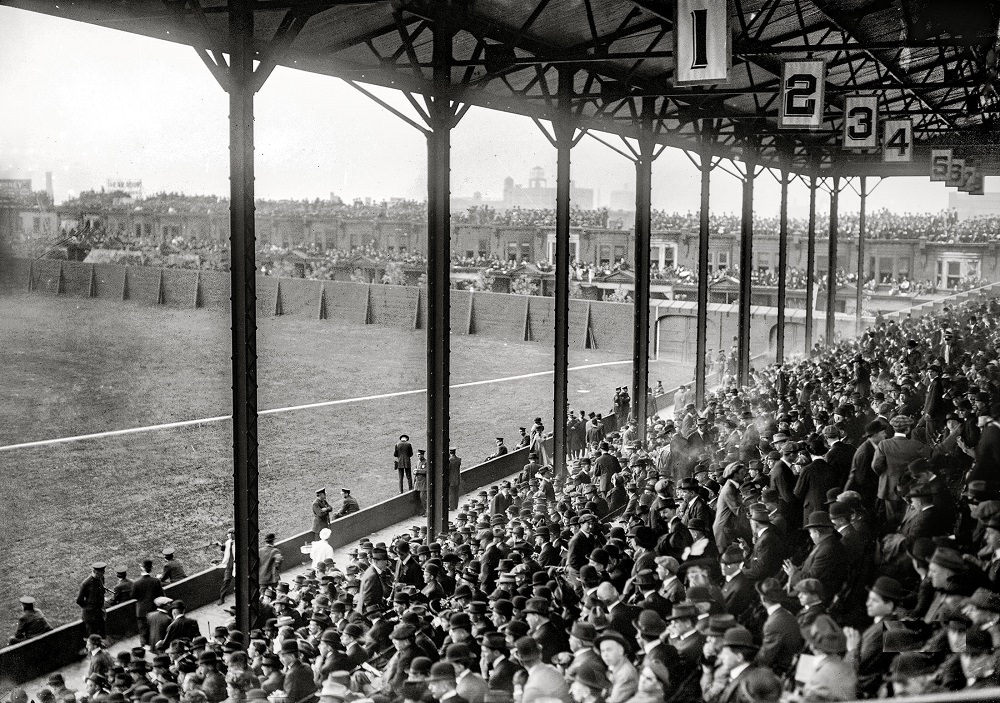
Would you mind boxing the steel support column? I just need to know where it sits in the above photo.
[426,21,453,537]
[775,169,790,364]
[632,98,656,441]
[856,176,867,337]
[826,176,840,347]
[737,155,756,387]
[552,69,574,479]
[804,177,817,355]
[228,0,260,633]
[695,145,712,409]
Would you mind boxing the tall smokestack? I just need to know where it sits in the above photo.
[45,171,54,204]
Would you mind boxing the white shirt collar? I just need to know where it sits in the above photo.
[729,662,751,680]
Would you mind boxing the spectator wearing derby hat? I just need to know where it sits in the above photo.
[715,626,763,703]
[259,533,283,592]
[481,631,522,694]
[515,636,571,703]
[797,626,856,702]
[741,504,784,584]
[567,661,610,703]
[719,545,755,623]
[278,640,314,703]
[157,599,201,651]
[359,546,389,615]
[842,576,906,696]
[665,602,703,667]
[523,597,569,664]
[783,511,848,597]
[889,652,943,696]
[444,642,487,703]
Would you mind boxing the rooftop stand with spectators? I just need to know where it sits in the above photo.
[7,1,1000,703]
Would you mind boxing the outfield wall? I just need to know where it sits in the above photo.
[0,444,542,685]
[0,258,863,358]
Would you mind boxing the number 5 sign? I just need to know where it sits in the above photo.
[883,119,913,162]
[842,96,878,149]
[779,60,826,130]
[674,0,731,85]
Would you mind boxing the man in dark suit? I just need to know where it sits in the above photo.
[394,434,414,493]
[76,562,107,638]
[720,545,756,624]
[156,600,201,650]
[130,559,163,647]
[393,540,424,590]
[594,442,621,495]
[873,414,931,524]
[753,578,803,677]
[523,597,569,663]
[741,504,784,583]
[481,632,522,694]
[716,626,765,703]
[785,511,849,598]
[359,547,390,615]
[845,421,886,514]
[794,438,841,524]
[823,426,856,487]
[900,483,951,544]
[448,447,463,509]
[665,601,704,667]
[146,597,172,652]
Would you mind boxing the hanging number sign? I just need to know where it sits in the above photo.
[882,119,913,162]
[929,149,952,181]
[779,60,826,129]
[842,96,878,148]
[674,0,731,85]
[946,157,966,188]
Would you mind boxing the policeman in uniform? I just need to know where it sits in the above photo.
[335,487,360,518]
[160,548,186,585]
[77,561,108,637]
[9,596,52,644]
[107,566,133,606]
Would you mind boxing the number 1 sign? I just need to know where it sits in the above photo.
[779,60,826,130]
[674,0,731,85]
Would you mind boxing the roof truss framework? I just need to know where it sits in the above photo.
[5,0,1000,175]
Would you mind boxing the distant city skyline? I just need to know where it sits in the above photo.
[1,6,993,220]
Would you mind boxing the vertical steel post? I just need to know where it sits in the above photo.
[229,0,259,633]
[737,154,755,387]
[695,143,711,408]
[826,176,840,347]
[775,169,789,364]
[632,98,655,440]
[856,176,867,337]
[804,176,817,355]
[426,20,453,537]
[552,69,574,478]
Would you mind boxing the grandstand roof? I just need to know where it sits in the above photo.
[7,0,1000,176]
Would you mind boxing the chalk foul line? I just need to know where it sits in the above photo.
[0,359,633,451]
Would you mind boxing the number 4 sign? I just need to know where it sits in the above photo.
[883,119,913,162]
[842,96,878,149]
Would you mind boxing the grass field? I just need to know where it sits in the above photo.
[0,293,693,637]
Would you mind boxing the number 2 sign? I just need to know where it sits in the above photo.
[882,119,913,162]
[779,60,826,130]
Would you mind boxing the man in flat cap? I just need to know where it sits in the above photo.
[9,596,51,644]
[77,562,107,638]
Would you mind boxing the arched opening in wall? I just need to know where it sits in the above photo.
[768,322,806,356]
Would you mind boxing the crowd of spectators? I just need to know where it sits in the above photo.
[16,291,1000,703]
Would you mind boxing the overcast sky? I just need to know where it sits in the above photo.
[0,6,982,218]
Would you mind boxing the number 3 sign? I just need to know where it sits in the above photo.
[842,96,878,149]
[779,60,826,130]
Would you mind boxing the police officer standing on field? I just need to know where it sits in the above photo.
[77,561,107,638]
